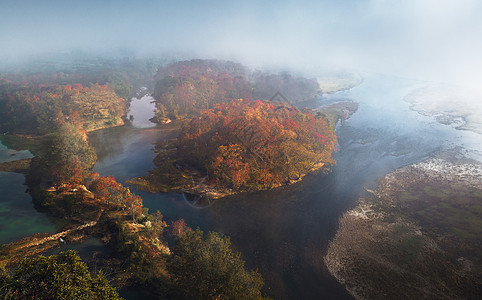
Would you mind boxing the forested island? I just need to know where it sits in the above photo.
[0,57,360,299]
[130,99,352,200]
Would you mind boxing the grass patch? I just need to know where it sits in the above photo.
[396,234,423,266]
[399,191,418,202]
[423,186,449,199]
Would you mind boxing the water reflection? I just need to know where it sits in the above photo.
[90,127,179,182]
[0,141,54,244]
[127,94,157,129]
[0,172,55,244]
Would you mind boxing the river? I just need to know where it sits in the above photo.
[89,75,480,299]
[1,77,477,298]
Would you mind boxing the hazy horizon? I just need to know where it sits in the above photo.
[1,0,481,88]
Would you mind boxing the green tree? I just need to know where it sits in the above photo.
[0,250,122,299]
[28,122,97,186]
[169,229,266,300]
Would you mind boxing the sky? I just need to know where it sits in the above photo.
[1,0,481,86]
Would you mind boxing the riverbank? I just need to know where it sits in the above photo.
[325,153,482,299]
[0,158,30,174]
[314,101,359,127]
[0,219,99,268]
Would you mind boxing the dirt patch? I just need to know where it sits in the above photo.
[0,158,31,174]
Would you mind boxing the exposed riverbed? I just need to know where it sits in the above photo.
[325,155,482,299]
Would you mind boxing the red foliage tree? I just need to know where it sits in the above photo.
[171,219,191,237]
[89,176,121,206]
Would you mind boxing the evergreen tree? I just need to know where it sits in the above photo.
[0,250,122,299]
[169,229,266,300]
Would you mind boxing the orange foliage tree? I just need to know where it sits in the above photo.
[89,175,143,220]
[171,99,337,191]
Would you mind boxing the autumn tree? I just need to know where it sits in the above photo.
[152,60,253,120]
[170,219,191,237]
[167,99,337,192]
[211,143,250,189]
[0,77,126,135]
[89,175,143,220]
[125,194,143,221]
[89,175,124,206]
[151,59,321,122]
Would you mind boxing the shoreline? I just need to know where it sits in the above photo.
[0,158,31,174]
[317,72,363,94]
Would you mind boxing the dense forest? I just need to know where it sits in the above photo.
[1,117,267,299]
[0,79,126,134]
[152,59,321,121]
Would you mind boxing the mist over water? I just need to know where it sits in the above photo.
[1,0,482,90]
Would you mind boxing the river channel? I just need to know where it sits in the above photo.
[1,75,478,299]
[89,76,478,299]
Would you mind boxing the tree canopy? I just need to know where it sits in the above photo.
[0,77,125,134]
[0,250,122,300]
[152,59,321,121]
[169,229,266,300]
[156,99,337,192]
[28,122,97,187]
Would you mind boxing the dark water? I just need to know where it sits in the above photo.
[0,143,55,244]
[88,76,467,299]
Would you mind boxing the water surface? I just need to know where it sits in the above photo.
[0,141,55,244]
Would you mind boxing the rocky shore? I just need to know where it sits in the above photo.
[325,155,482,299]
